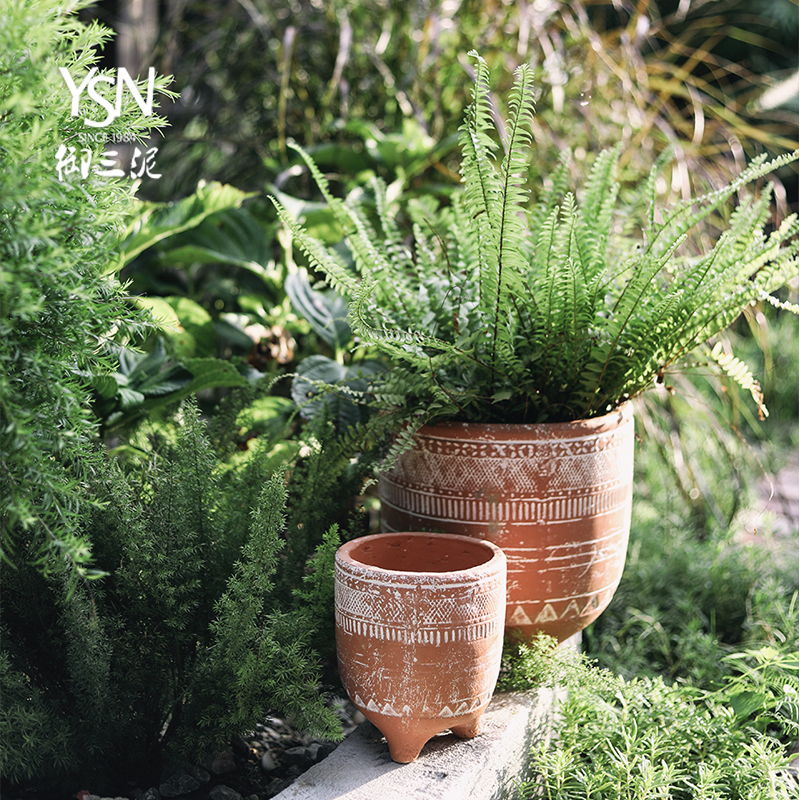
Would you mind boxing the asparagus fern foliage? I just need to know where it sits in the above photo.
[272,52,798,424]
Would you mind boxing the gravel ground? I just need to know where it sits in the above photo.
[737,450,799,556]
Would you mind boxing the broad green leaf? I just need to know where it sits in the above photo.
[120,339,169,383]
[132,296,182,334]
[727,690,771,722]
[181,358,249,395]
[285,270,351,352]
[156,207,275,280]
[118,387,146,410]
[291,355,381,432]
[214,317,256,350]
[87,373,121,400]
[236,396,296,443]
[108,181,254,273]
[164,296,216,358]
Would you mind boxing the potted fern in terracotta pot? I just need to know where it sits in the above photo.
[272,52,798,643]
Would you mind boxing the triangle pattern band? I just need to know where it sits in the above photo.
[508,604,533,626]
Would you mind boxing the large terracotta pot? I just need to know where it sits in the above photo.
[334,532,506,763]
[379,404,634,642]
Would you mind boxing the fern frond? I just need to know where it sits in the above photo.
[287,143,413,320]
[756,288,799,315]
[273,62,797,426]
[707,341,768,419]
[349,279,469,363]
[577,146,620,283]
[583,234,688,412]
[529,150,569,241]
[532,204,561,317]
[548,194,580,338]
[288,142,340,206]
[669,211,798,356]
[648,150,799,259]
[459,52,503,311]
[593,289,685,407]
[269,198,358,297]
[370,176,414,273]
[490,61,536,372]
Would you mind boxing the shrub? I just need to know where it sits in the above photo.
[0,0,168,575]
[520,655,798,800]
[0,404,343,791]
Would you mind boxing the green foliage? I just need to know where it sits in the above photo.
[286,269,353,355]
[89,338,250,435]
[0,404,341,789]
[293,523,343,662]
[273,53,798,425]
[583,491,799,686]
[174,474,341,758]
[512,528,798,800]
[278,411,376,595]
[114,181,257,271]
[498,633,619,697]
[291,355,383,433]
[119,182,285,334]
[0,0,170,573]
[89,179,308,436]
[520,659,797,800]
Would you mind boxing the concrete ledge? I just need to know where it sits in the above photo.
[273,637,577,800]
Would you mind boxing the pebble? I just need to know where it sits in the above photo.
[281,746,310,768]
[207,750,237,775]
[208,786,243,800]
[189,766,211,785]
[261,750,278,772]
[73,697,358,800]
[159,767,204,797]
[82,796,129,800]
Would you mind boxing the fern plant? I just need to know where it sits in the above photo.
[272,51,798,426]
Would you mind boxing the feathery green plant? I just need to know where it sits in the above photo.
[0,0,172,575]
[0,404,342,789]
[272,52,798,426]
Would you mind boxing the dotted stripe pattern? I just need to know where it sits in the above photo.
[380,481,631,525]
[334,612,502,645]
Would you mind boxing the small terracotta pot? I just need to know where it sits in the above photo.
[379,404,634,642]
[334,532,506,763]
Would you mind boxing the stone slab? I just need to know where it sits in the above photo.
[270,625,587,800]
[273,688,560,800]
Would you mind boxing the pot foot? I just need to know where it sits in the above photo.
[384,731,432,764]
[450,720,480,739]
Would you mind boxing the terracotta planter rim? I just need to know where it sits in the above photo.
[414,401,633,438]
[337,532,505,581]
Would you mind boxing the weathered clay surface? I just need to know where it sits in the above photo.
[334,533,506,763]
[379,405,635,642]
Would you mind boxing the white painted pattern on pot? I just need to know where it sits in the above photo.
[334,568,505,650]
[381,482,630,525]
